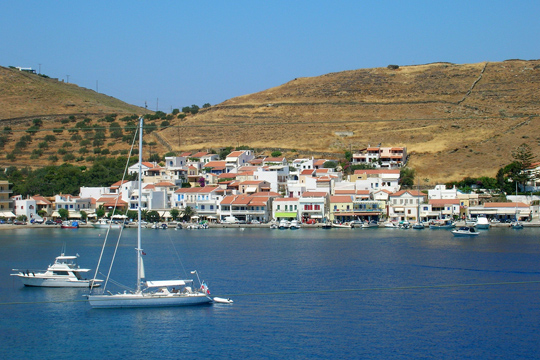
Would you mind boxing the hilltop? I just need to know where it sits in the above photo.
[158,59,540,182]
[1,61,539,183]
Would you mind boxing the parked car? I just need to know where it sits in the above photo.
[250,220,260,224]
[13,220,26,225]
[45,220,55,225]
[304,219,317,224]
[54,219,63,224]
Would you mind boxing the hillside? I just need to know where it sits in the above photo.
[1,61,539,183]
[158,60,540,183]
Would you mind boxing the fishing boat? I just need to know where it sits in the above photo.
[384,221,399,229]
[332,222,352,229]
[511,221,524,229]
[86,117,214,308]
[451,226,480,237]
[429,219,455,229]
[11,252,102,288]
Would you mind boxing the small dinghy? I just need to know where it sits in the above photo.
[213,297,234,304]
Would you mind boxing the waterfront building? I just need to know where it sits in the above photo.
[428,199,461,220]
[428,184,458,200]
[299,191,329,223]
[220,194,273,223]
[469,202,531,221]
[388,190,426,222]
[0,180,13,216]
[273,197,299,221]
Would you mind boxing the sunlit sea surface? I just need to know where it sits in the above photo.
[1,227,539,359]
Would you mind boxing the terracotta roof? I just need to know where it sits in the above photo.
[484,202,529,208]
[218,173,236,179]
[191,151,208,158]
[240,180,265,185]
[204,161,227,168]
[390,190,425,197]
[227,151,244,157]
[300,169,315,175]
[302,191,328,197]
[330,195,352,202]
[264,157,285,162]
[429,199,461,206]
[274,197,299,202]
[153,181,176,187]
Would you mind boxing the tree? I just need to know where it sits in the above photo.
[58,208,69,220]
[170,209,180,221]
[399,167,416,187]
[146,210,160,223]
[344,150,353,163]
[180,206,196,222]
[511,143,535,190]
[323,160,337,169]
[271,151,282,157]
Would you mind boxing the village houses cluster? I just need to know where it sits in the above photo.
[2,145,540,224]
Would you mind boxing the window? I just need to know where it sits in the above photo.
[314,205,320,210]
[210,205,214,210]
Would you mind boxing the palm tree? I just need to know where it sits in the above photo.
[180,206,196,222]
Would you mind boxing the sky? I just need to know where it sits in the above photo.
[2,1,538,113]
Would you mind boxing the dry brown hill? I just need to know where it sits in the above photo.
[159,60,540,183]
[1,61,539,183]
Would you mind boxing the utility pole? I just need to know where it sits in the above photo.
[38,64,41,74]
[66,75,70,83]
[96,80,98,93]
[156,98,159,111]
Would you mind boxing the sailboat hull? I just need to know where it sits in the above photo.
[87,293,212,308]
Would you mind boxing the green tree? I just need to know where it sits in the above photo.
[271,151,282,157]
[170,208,180,221]
[399,167,416,187]
[58,208,69,220]
[180,206,196,222]
[511,143,535,190]
[146,210,160,223]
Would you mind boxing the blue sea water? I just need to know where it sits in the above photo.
[0,227,539,359]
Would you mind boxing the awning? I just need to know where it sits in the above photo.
[51,211,61,217]
[0,211,16,218]
[245,186,258,193]
[68,212,82,218]
[275,212,297,218]
[112,214,127,219]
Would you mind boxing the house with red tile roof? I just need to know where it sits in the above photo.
[173,186,228,220]
[273,197,299,220]
[239,180,271,194]
[219,194,273,222]
[299,191,329,223]
[352,169,401,193]
[429,199,462,220]
[262,157,287,166]
[352,145,407,169]
[388,190,427,222]
[225,150,255,170]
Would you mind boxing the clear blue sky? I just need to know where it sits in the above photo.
[2,1,538,113]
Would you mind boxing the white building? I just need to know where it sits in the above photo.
[428,184,458,200]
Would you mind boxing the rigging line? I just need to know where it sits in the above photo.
[91,126,139,293]
[1,280,539,306]
[164,226,188,279]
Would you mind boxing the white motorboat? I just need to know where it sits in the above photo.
[452,226,480,237]
[361,220,379,229]
[384,221,399,228]
[92,218,122,229]
[511,221,524,229]
[213,297,234,304]
[278,219,290,229]
[86,117,214,309]
[475,216,490,229]
[11,253,102,288]
[412,222,425,230]
[332,222,352,229]
[289,220,301,230]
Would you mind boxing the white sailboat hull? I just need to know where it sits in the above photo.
[87,292,212,308]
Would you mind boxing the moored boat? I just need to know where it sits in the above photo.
[451,226,480,237]
[61,220,79,229]
[11,253,102,288]
[475,216,490,229]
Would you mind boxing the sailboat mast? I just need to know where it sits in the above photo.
[136,116,143,293]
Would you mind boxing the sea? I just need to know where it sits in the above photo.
[1,226,539,360]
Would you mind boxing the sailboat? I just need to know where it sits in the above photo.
[86,117,213,308]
